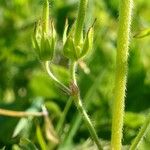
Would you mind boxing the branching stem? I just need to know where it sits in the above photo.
[45,61,71,94]
[70,61,103,150]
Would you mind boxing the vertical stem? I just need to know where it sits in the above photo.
[42,0,49,33]
[74,0,88,45]
[56,97,73,134]
[70,61,77,85]
[75,96,103,150]
[111,0,133,150]
[56,62,78,135]
[130,116,150,150]
[70,61,103,150]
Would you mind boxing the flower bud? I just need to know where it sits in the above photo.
[63,22,79,60]
[63,21,94,60]
[63,36,77,60]
[32,0,56,61]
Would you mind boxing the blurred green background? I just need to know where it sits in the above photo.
[0,0,150,149]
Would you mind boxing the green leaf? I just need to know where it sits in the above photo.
[12,99,43,137]
[36,125,47,150]
[29,71,58,98]
[124,112,146,128]
[51,64,70,85]
[12,145,21,150]
[134,28,150,38]
[13,118,30,138]
[19,138,38,150]
[45,101,61,118]
[0,147,5,150]
[130,115,150,150]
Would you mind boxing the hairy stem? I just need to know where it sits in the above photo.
[111,0,133,149]
[70,61,103,150]
[75,0,88,45]
[130,116,150,150]
[45,61,71,94]
[56,62,78,135]
[56,97,73,134]
[76,95,103,150]
[70,61,77,85]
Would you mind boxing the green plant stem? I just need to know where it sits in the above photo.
[111,0,133,149]
[45,61,71,94]
[75,95,103,150]
[62,70,106,146]
[55,62,78,135]
[75,0,88,45]
[56,97,73,134]
[130,116,150,150]
[42,0,49,33]
[70,61,77,85]
[70,61,103,150]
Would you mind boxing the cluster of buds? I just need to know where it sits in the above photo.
[32,0,56,61]
[63,20,94,61]
[32,0,94,62]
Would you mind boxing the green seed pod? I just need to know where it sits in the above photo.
[32,0,57,61]
[40,34,54,61]
[63,22,78,60]
[63,21,94,60]
[63,36,77,60]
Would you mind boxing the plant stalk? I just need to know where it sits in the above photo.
[45,61,71,95]
[0,108,46,118]
[42,0,49,33]
[70,61,103,150]
[56,97,73,134]
[130,116,150,150]
[111,0,133,149]
[56,62,77,138]
[75,0,88,45]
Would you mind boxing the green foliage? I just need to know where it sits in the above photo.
[0,0,150,149]
[36,125,47,150]
[134,28,150,38]
[63,21,94,60]
[19,138,38,150]
[32,0,57,61]
[0,147,5,150]
[130,115,150,150]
